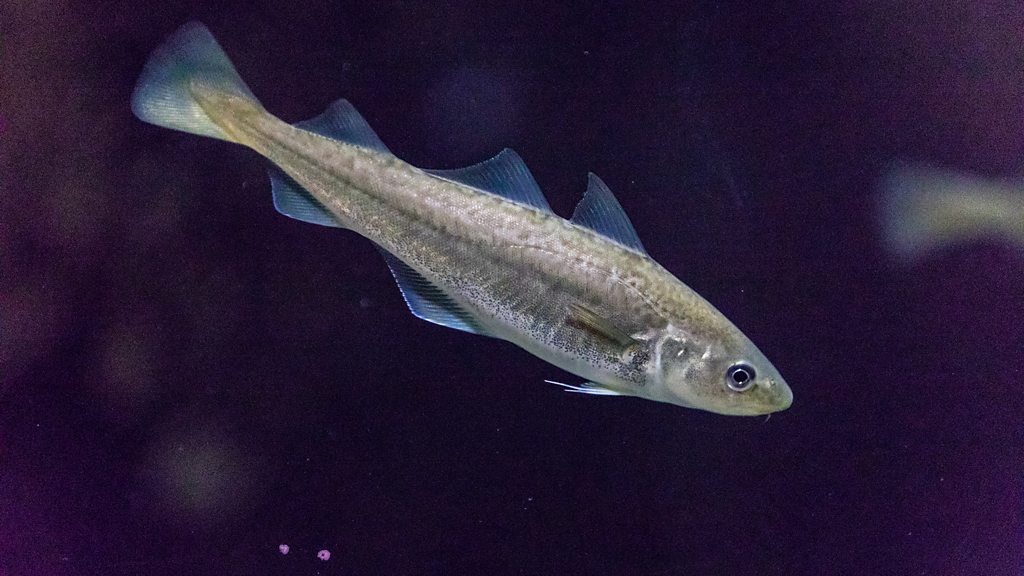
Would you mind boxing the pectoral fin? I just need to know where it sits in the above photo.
[566,304,639,349]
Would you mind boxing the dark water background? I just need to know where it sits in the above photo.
[2,1,1023,574]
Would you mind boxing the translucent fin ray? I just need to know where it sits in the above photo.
[570,173,647,254]
[427,149,552,212]
[294,99,391,154]
[544,379,625,396]
[131,21,258,142]
[375,246,492,336]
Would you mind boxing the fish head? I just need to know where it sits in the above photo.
[651,328,792,416]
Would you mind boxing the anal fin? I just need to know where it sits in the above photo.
[375,245,492,337]
[269,166,343,227]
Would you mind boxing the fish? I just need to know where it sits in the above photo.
[131,22,792,416]
[879,164,1024,260]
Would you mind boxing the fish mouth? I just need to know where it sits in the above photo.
[713,377,792,416]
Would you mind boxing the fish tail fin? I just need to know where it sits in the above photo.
[878,164,950,260]
[131,21,261,143]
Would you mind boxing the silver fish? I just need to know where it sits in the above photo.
[880,164,1024,260]
[132,22,792,416]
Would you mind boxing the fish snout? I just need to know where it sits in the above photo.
[760,374,793,412]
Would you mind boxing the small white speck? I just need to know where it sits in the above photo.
[317,549,331,561]
[279,544,290,555]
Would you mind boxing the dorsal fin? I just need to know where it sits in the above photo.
[294,99,391,154]
[269,166,343,227]
[426,148,552,212]
[570,173,647,254]
[375,245,493,337]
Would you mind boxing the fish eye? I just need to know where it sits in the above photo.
[725,363,756,392]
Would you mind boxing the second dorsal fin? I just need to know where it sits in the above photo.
[294,99,391,154]
[570,173,647,254]
[426,148,552,212]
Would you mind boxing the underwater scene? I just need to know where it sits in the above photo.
[2,1,1022,575]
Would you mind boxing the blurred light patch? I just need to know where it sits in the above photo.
[0,279,76,388]
[137,419,263,529]
[878,164,1024,261]
[86,314,162,425]
[424,66,527,159]
[122,152,194,252]
[40,150,114,260]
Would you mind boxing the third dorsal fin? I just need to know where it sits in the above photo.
[570,173,647,254]
[270,99,390,226]
[294,99,391,154]
[426,148,552,212]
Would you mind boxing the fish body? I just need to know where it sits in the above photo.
[880,165,1024,260]
[132,22,792,415]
